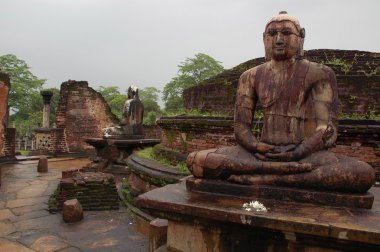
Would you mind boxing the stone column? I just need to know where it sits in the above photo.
[40,90,53,128]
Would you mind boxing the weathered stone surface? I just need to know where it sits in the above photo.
[149,218,168,252]
[0,238,34,252]
[11,203,48,216]
[63,199,83,223]
[30,235,69,252]
[0,209,15,221]
[17,181,47,199]
[0,220,16,236]
[186,177,374,208]
[6,196,49,209]
[37,157,48,173]
[137,182,380,250]
[15,214,61,231]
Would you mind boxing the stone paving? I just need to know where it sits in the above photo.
[0,157,148,251]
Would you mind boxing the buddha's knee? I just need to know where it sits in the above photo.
[340,157,375,193]
[186,149,217,178]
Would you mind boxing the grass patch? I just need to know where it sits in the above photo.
[162,108,229,117]
[136,146,190,175]
[18,150,30,156]
[339,112,380,120]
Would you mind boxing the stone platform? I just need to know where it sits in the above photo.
[85,138,160,165]
[136,181,380,251]
[186,177,374,209]
[126,154,187,197]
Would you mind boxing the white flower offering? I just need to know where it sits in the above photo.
[242,200,268,212]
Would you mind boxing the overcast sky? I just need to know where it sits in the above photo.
[1,0,379,101]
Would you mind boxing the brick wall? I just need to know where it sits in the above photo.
[4,128,15,157]
[0,73,10,158]
[55,80,118,152]
[51,128,69,153]
[183,49,380,116]
[158,116,235,153]
[143,125,162,139]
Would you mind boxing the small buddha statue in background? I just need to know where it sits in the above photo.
[103,85,144,138]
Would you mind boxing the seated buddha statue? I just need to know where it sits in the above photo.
[103,85,144,138]
[186,11,375,193]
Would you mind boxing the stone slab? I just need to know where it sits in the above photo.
[86,138,160,148]
[30,235,69,252]
[0,220,16,236]
[0,209,15,221]
[0,238,34,252]
[186,177,374,209]
[6,196,49,209]
[136,181,380,247]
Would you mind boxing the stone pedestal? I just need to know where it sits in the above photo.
[85,138,160,173]
[186,177,374,209]
[34,128,52,152]
[149,218,168,252]
[37,157,48,173]
[136,181,380,251]
[126,155,185,197]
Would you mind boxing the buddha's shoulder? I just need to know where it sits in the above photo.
[303,59,335,77]
[240,63,268,78]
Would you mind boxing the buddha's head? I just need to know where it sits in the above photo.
[263,11,305,61]
[127,85,139,99]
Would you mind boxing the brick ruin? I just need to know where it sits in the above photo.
[0,73,10,157]
[55,80,119,152]
[51,80,162,153]
[0,73,15,160]
[49,169,119,211]
[183,49,380,116]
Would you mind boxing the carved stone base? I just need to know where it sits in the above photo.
[136,181,380,251]
[186,177,374,209]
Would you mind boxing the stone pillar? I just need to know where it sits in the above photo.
[40,90,53,128]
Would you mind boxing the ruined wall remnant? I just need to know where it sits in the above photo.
[0,73,10,158]
[55,80,119,152]
[183,49,380,116]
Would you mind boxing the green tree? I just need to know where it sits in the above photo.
[0,54,45,114]
[139,87,161,125]
[0,54,49,136]
[162,53,224,112]
[97,86,127,119]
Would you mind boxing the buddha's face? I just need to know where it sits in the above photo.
[264,21,301,61]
